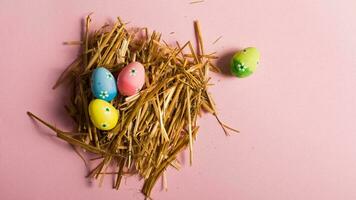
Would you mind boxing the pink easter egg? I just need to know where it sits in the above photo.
[117,62,145,96]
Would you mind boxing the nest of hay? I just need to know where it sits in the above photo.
[28,16,237,198]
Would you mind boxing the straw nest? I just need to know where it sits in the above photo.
[28,16,237,198]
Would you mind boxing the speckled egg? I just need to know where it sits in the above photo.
[117,62,145,96]
[88,99,119,130]
[231,47,260,78]
[91,67,117,101]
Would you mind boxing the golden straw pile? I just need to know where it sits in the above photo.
[28,16,237,198]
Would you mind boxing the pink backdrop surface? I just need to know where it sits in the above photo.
[1,0,356,199]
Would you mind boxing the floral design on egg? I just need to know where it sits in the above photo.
[237,63,247,72]
[130,68,137,76]
[106,73,113,79]
[99,90,109,99]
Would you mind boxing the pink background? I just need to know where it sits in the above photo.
[1,0,356,199]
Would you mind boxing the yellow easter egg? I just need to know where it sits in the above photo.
[88,99,119,130]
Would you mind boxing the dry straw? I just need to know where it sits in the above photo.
[28,16,238,198]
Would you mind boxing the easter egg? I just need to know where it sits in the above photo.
[91,67,117,101]
[88,99,119,130]
[231,47,260,78]
[117,62,145,96]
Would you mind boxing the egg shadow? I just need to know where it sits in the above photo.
[216,49,241,77]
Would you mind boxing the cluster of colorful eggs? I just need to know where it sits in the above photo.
[88,62,145,130]
[88,47,259,130]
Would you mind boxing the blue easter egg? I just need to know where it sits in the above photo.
[91,67,117,101]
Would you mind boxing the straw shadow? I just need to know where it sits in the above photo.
[27,113,61,142]
[28,109,95,185]
[179,149,186,166]
[216,49,241,77]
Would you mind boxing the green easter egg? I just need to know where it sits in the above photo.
[231,47,260,78]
